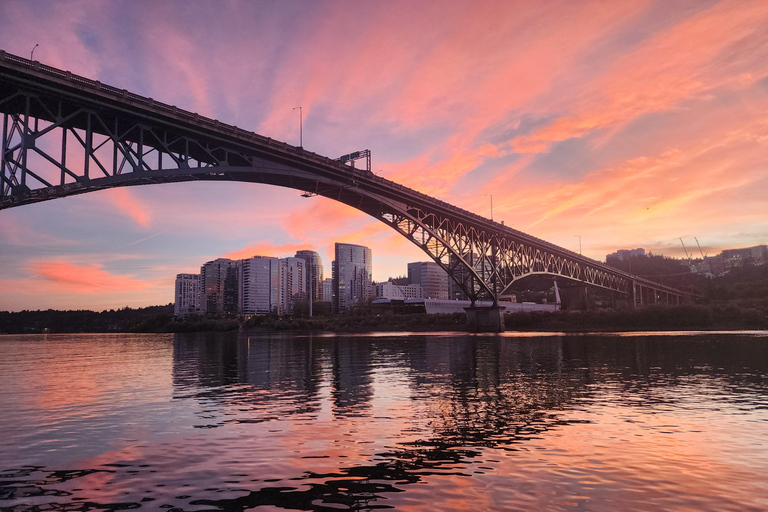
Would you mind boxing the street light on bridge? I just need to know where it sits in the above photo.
[293,106,302,148]
[485,193,493,221]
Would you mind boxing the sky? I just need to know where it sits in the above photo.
[1,0,767,311]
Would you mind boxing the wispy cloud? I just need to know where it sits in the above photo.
[31,261,149,294]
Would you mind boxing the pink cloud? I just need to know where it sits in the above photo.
[489,113,768,258]
[511,0,768,154]
[99,188,151,228]
[31,261,149,294]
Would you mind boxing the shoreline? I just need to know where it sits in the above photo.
[3,304,767,335]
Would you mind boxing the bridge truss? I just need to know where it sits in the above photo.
[0,50,694,306]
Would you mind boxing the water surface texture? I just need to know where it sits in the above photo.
[1,332,766,511]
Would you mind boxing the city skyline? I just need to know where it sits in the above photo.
[1,1,767,311]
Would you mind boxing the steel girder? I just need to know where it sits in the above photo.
[376,205,631,303]
[0,91,249,206]
[0,50,695,305]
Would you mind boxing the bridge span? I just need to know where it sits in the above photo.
[0,50,695,322]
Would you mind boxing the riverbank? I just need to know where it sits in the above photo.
[3,303,766,334]
[241,304,768,333]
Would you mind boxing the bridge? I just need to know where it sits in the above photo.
[0,50,695,330]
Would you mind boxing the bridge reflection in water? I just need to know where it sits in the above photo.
[167,332,767,511]
[0,50,696,330]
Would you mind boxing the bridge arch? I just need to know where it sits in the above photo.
[1,50,693,306]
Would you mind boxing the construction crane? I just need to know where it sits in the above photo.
[695,237,710,274]
[694,237,706,259]
[679,238,691,261]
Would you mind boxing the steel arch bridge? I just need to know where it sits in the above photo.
[0,50,693,307]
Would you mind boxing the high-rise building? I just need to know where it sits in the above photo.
[295,250,324,302]
[322,278,333,303]
[239,256,280,315]
[333,243,372,312]
[200,258,239,316]
[174,273,201,317]
[280,257,306,315]
[407,261,450,299]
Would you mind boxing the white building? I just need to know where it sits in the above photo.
[374,281,422,300]
[280,257,306,315]
[174,273,200,317]
[420,299,558,314]
[239,256,280,315]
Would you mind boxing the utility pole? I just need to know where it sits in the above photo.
[308,262,313,318]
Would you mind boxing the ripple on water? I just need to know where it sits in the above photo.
[0,332,767,511]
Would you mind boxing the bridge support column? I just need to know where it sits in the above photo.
[465,306,505,333]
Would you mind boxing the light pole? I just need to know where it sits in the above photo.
[31,44,38,60]
[485,193,493,221]
[576,235,582,255]
[293,106,302,148]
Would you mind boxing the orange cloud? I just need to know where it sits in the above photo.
[32,261,149,294]
[511,0,768,154]
[487,113,768,258]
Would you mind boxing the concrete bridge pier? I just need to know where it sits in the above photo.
[465,305,506,333]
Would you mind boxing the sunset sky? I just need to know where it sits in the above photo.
[1,0,767,311]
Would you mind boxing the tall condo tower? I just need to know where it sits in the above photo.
[280,257,306,315]
[295,250,324,302]
[332,243,372,313]
[200,258,239,316]
[239,256,280,315]
[174,273,201,317]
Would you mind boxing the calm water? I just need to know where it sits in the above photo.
[0,331,767,511]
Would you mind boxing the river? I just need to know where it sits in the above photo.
[1,331,766,511]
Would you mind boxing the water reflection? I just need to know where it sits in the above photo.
[1,332,766,511]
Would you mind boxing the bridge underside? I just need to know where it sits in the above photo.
[1,51,695,307]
